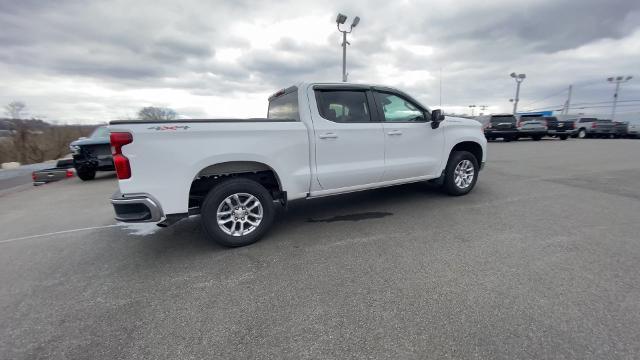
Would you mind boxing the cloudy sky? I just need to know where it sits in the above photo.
[1,0,639,123]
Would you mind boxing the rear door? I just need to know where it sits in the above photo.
[372,90,445,180]
[310,87,385,190]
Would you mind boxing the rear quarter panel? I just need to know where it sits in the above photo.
[109,121,311,215]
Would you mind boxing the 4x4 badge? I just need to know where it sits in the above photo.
[147,125,190,131]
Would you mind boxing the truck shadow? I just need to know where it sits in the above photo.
[282,181,443,224]
[135,181,446,256]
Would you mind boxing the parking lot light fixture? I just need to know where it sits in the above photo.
[336,13,361,82]
[607,75,633,121]
[510,72,526,114]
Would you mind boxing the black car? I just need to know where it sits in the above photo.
[69,126,113,180]
[484,114,518,142]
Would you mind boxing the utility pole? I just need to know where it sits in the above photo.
[479,105,488,116]
[510,72,526,114]
[468,104,476,116]
[336,14,360,82]
[439,67,442,107]
[607,76,633,121]
[562,85,572,115]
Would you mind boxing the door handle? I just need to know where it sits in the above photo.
[387,130,403,136]
[319,133,338,139]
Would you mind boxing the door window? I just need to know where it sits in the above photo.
[374,92,425,122]
[315,90,372,123]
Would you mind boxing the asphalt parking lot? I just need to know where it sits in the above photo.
[1,139,639,359]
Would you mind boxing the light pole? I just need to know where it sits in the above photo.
[468,104,476,116]
[479,105,488,116]
[336,13,360,82]
[607,76,633,121]
[510,72,526,114]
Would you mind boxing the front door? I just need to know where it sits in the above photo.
[310,88,385,191]
[372,91,445,181]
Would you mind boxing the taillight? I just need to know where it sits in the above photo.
[66,169,74,178]
[31,172,36,181]
[110,132,133,179]
[592,123,597,128]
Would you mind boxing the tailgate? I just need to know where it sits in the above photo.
[33,169,68,182]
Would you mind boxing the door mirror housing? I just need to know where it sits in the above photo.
[430,109,445,129]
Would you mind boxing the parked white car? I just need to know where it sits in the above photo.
[109,83,487,247]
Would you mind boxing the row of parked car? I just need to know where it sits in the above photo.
[481,114,639,142]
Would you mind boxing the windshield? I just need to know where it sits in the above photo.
[91,127,109,138]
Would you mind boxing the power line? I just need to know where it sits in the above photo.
[524,103,640,112]
[570,99,640,106]
[519,87,567,109]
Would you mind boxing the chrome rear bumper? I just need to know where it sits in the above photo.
[111,192,163,222]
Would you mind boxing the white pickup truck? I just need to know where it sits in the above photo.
[109,83,487,247]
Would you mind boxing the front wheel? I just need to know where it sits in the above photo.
[559,135,568,140]
[443,151,479,196]
[200,178,275,247]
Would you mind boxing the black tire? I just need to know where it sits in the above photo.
[503,137,511,142]
[559,135,568,140]
[76,169,96,181]
[443,151,479,196]
[200,178,275,247]
[577,129,587,139]
[532,136,542,141]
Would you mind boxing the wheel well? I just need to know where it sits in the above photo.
[188,161,283,210]
[451,141,483,165]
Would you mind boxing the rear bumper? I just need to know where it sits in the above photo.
[111,192,164,222]
[548,129,576,135]
[588,129,612,134]
[484,130,518,137]
[517,130,547,136]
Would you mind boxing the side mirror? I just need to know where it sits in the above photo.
[430,109,445,129]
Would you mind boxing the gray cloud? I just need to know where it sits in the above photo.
[0,0,639,121]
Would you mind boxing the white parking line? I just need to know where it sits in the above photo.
[0,224,121,244]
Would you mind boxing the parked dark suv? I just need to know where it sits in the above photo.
[484,114,518,142]
[69,126,113,180]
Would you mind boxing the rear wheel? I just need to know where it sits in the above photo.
[200,178,275,247]
[577,129,587,139]
[443,151,479,196]
[76,168,96,181]
[532,136,542,141]
[559,135,568,140]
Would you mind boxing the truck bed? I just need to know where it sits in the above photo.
[108,119,312,215]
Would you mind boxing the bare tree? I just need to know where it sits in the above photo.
[137,106,177,121]
[5,101,26,119]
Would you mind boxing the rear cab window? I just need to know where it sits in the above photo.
[268,88,299,121]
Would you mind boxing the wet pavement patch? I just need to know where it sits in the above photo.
[307,211,393,223]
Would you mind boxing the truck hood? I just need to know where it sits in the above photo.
[442,116,482,128]
[70,137,110,146]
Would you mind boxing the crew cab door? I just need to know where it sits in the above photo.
[309,87,385,191]
[372,90,445,181]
